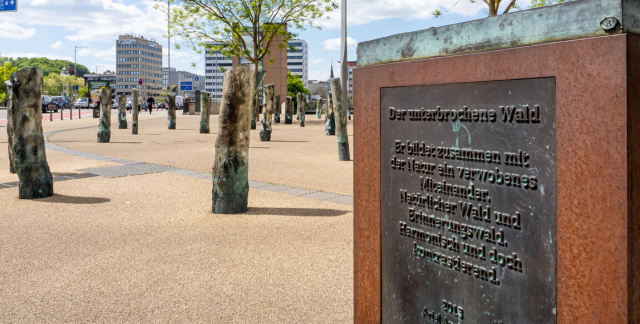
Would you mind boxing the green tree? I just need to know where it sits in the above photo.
[78,85,89,98]
[161,0,337,83]
[287,70,310,110]
[43,73,83,97]
[0,62,18,103]
[5,57,89,77]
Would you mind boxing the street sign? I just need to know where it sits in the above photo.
[194,76,199,81]
[73,85,79,91]
[180,81,193,91]
[138,78,143,85]
[0,0,17,12]
[88,80,109,90]
[167,86,170,90]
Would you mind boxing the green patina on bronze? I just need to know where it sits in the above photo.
[330,78,350,161]
[297,93,306,127]
[358,0,640,67]
[132,89,139,134]
[200,91,211,134]
[212,64,255,214]
[195,90,202,113]
[285,96,293,124]
[97,87,112,143]
[260,83,274,141]
[10,67,53,199]
[118,95,127,129]
[251,71,267,130]
[5,81,15,174]
[274,94,281,123]
[316,98,323,119]
[325,91,335,135]
[167,93,176,129]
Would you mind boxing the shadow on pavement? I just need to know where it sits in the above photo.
[36,194,111,205]
[246,207,349,217]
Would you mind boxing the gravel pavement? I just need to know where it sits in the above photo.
[0,111,354,323]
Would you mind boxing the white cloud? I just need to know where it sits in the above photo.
[311,58,325,64]
[3,0,165,43]
[77,46,116,62]
[0,22,36,39]
[309,69,330,81]
[316,0,485,29]
[50,41,63,49]
[322,37,357,51]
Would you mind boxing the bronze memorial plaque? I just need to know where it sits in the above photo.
[380,78,556,323]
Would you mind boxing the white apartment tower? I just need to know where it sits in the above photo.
[115,34,163,99]
[204,43,233,102]
[287,39,308,84]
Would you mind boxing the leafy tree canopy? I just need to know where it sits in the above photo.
[287,70,310,108]
[0,62,18,103]
[42,73,83,97]
[0,57,89,78]
[161,0,338,76]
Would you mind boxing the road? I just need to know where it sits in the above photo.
[0,108,94,126]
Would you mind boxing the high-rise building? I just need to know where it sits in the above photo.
[204,44,233,102]
[115,34,163,99]
[287,39,308,84]
[205,28,294,104]
[347,61,356,106]
[162,67,178,91]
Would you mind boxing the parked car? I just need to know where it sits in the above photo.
[50,96,73,110]
[41,95,58,113]
[74,97,89,109]
[111,99,118,109]
[126,99,132,110]
[158,102,167,110]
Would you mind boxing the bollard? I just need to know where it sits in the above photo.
[212,65,255,214]
[330,78,350,161]
[260,83,274,141]
[132,89,139,134]
[97,87,112,143]
[10,67,54,199]
[60,107,63,120]
[49,110,52,122]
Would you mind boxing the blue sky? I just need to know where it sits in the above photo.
[0,0,494,81]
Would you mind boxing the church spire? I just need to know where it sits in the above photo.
[330,63,334,80]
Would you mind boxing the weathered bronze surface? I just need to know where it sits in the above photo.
[357,0,640,67]
[380,78,556,323]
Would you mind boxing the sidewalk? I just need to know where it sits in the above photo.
[0,111,354,323]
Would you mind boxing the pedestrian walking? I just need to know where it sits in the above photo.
[147,96,154,114]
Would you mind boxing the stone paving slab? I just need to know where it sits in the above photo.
[300,191,343,201]
[80,163,178,178]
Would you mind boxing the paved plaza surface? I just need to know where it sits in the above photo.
[0,111,354,323]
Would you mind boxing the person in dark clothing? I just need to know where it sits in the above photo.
[147,96,154,114]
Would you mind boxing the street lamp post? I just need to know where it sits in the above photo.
[340,0,347,112]
[74,45,87,100]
